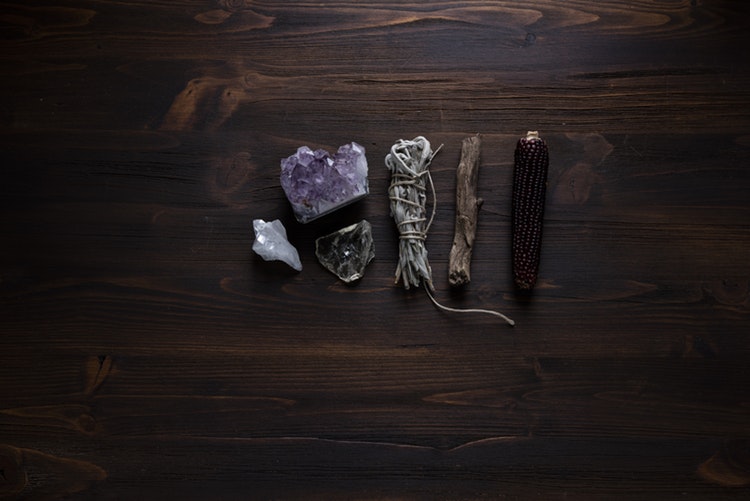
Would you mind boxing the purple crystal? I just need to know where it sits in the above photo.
[280,142,369,223]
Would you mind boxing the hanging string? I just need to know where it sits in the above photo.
[386,136,515,327]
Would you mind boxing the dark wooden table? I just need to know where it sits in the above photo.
[2,1,749,499]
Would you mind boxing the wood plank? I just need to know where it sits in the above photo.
[2,0,749,498]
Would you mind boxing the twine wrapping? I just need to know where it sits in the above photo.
[386,136,439,290]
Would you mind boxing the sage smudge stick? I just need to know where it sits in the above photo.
[386,136,439,290]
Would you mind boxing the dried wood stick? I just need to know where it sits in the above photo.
[449,134,483,287]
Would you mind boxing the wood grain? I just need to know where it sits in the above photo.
[449,134,482,287]
[2,0,750,499]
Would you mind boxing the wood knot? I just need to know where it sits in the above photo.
[0,445,106,498]
[208,152,254,206]
[219,0,247,12]
[705,279,749,307]
[76,414,98,435]
[0,445,27,497]
[698,439,750,487]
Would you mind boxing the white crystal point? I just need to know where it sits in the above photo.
[252,219,302,271]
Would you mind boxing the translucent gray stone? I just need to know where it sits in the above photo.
[252,219,302,271]
[315,220,374,283]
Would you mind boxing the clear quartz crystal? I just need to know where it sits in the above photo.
[315,220,374,283]
[252,219,302,271]
[280,142,369,223]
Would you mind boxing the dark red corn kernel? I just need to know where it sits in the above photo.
[512,131,549,291]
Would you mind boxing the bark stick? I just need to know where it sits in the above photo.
[449,134,483,287]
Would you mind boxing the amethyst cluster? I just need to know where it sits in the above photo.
[280,142,369,223]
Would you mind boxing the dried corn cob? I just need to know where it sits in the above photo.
[512,131,549,291]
